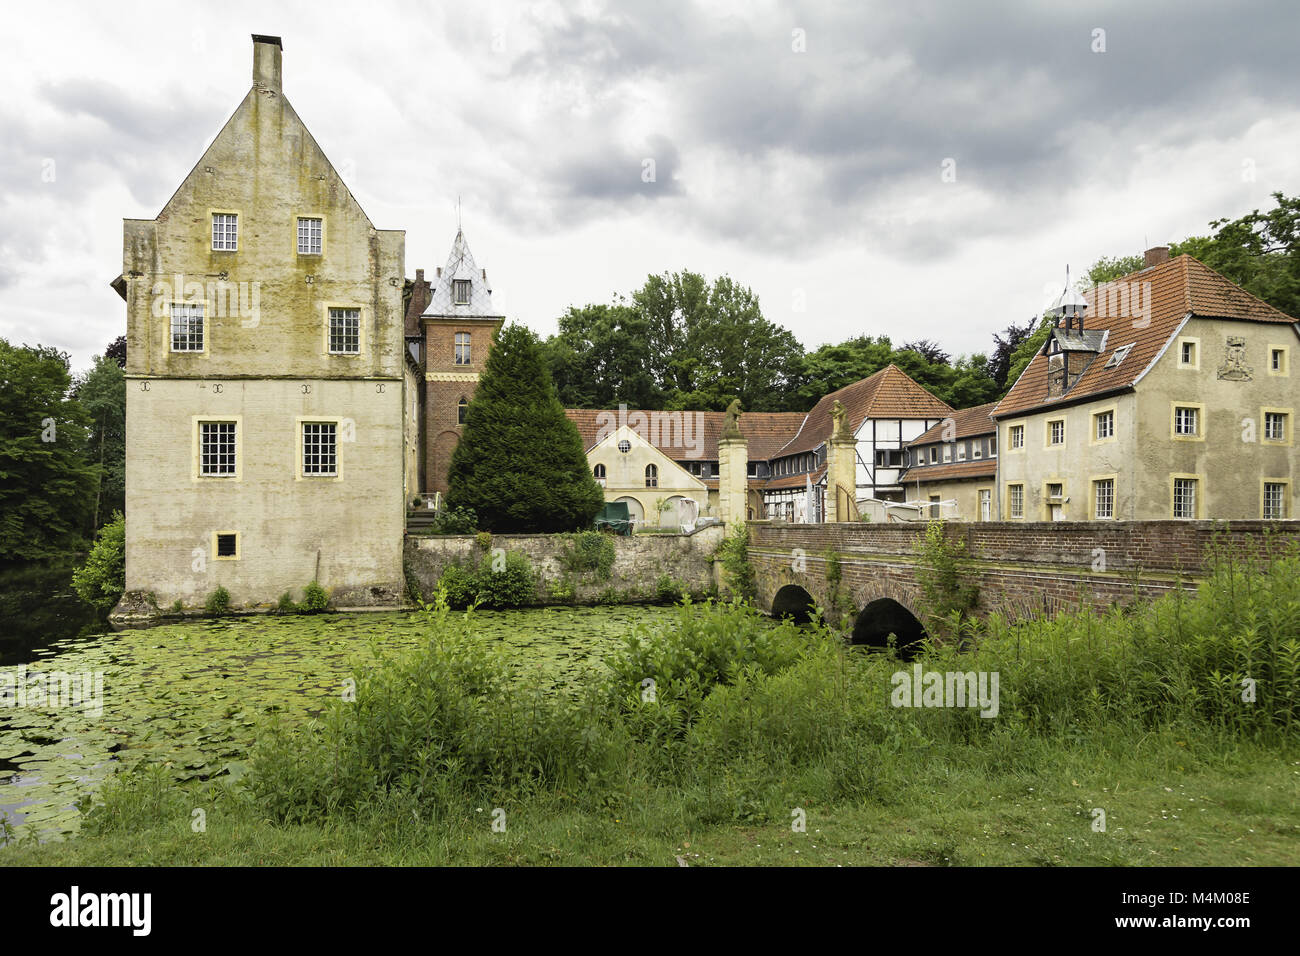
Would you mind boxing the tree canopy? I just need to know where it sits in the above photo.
[449,323,605,533]
[0,339,99,561]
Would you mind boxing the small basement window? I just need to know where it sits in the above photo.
[215,532,239,559]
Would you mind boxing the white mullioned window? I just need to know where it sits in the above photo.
[329,308,360,354]
[298,217,322,254]
[1009,484,1024,519]
[1264,412,1287,442]
[1049,420,1064,445]
[199,422,237,476]
[1094,479,1114,519]
[171,303,205,351]
[212,213,238,251]
[1263,482,1287,519]
[454,332,471,365]
[302,422,338,476]
[645,464,658,488]
[1175,406,1199,437]
[1095,410,1114,440]
[1173,477,1198,519]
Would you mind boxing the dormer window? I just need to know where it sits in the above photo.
[454,279,471,305]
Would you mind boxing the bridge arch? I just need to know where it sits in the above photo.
[771,583,816,622]
[851,597,928,659]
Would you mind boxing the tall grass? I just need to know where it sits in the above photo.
[241,539,1299,828]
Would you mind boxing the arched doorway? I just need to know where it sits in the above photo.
[771,584,816,623]
[614,496,644,529]
[851,598,927,659]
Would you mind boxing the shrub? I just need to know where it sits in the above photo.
[604,599,809,737]
[475,551,536,608]
[301,581,330,613]
[204,586,231,616]
[913,521,979,641]
[717,523,755,601]
[435,550,536,609]
[475,531,493,551]
[71,511,125,613]
[558,530,616,580]
[430,506,477,535]
[275,592,298,614]
[249,596,627,821]
[656,574,685,603]
[546,575,576,603]
[403,560,422,606]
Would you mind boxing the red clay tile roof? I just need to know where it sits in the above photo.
[564,408,804,460]
[994,255,1299,418]
[900,459,996,483]
[774,365,953,458]
[908,401,998,445]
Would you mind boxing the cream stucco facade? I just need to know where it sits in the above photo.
[588,425,709,528]
[998,317,1299,521]
[118,36,409,610]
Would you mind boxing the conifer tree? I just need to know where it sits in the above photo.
[448,323,605,532]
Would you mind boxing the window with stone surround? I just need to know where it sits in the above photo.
[297,217,322,255]
[328,308,360,354]
[199,421,236,476]
[212,213,238,251]
[454,332,471,365]
[302,422,337,476]
[171,303,204,352]
[1263,481,1288,519]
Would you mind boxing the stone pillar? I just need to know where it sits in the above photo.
[825,399,857,522]
[718,436,748,527]
[717,399,748,527]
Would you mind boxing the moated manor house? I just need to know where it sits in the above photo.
[112,37,1299,612]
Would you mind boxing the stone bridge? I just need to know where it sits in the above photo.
[748,520,1299,649]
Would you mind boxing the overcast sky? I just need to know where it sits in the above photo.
[3,0,1299,372]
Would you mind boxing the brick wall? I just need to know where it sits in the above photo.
[750,519,1300,623]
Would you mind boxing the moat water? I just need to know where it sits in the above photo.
[0,579,687,844]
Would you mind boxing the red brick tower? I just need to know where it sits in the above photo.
[420,229,504,497]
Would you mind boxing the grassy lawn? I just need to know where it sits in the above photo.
[4,730,1295,866]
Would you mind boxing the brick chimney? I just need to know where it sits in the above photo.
[1144,245,1170,268]
[253,35,283,93]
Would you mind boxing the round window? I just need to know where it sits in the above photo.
[618,440,631,453]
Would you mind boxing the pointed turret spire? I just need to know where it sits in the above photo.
[422,228,504,319]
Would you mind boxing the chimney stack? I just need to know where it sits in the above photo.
[1144,245,1170,268]
[252,35,283,93]
[416,269,424,282]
